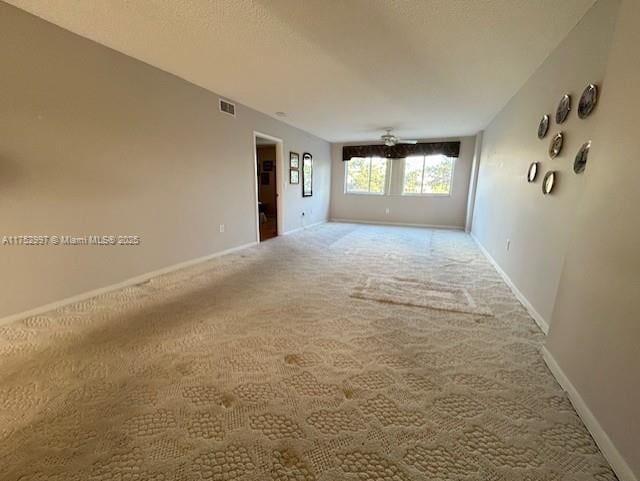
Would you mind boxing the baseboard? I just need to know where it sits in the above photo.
[282,219,327,236]
[330,218,464,230]
[542,347,637,481]
[470,233,549,334]
[0,241,258,327]
[1,218,326,325]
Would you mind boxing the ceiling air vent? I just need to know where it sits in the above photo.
[219,98,236,117]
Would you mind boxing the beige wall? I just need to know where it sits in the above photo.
[465,131,483,232]
[330,136,476,228]
[0,3,331,319]
[473,0,640,478]
[546,0,640,477]
[471,0,619,325]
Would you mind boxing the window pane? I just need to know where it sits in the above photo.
[346,157,370,193]
[403,156,423,194]
[423,155,454,194]
[368,157,386,194]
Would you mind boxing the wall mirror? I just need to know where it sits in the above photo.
[527,162,539,182]
[574,141,591,174]
[556,94,572,124]
[538,114,550,139]
[542,171,556,195]
[302,152,313,197]
[549,132,564,158]
[578,84,598,119]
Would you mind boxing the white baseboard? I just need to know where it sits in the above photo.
[282,219,327,236]
[542,347,637,481]
[330,218,464,230]
[1,218,327,325]
[0,241,258,327]
[470,233,549,334]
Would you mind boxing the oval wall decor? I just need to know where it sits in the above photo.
[548,132,564,159]
[542,171,556,195]
[527,162,539,182]
[578,84,599,119]
[538,114,550,139]
[556,94,572,124]
[574,141,591,174]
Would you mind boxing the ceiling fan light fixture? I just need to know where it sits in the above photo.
[379,129,418,146]
[381,129,397,146]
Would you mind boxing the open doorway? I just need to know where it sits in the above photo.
[253,133,283,242]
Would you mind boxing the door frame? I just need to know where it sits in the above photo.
[253,131,284,242]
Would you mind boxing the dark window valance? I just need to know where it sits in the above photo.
[342,141,460,161]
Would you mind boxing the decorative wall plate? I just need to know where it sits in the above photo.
[542,171,556,195]
[538,114,550,139]
[574,141,591,174]
[556,94,572,124]
[549,132,564,158]
[527,162,539,182]
[578,84,598,119]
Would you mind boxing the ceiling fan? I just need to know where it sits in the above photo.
[380,129,418,147]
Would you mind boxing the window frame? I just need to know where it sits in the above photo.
[401,154,456,197]
[344,156,390,196]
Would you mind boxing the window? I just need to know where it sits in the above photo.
[402,155,454,195]
[345,157,387,194]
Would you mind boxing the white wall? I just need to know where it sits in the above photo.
[465,131,483,232]
[472,0,640,478]
[330,136,476,228]
[471,0,619,326]
[0,3,330,319]
[545,0,640,477]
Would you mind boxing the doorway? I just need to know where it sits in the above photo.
[253,133,283,242]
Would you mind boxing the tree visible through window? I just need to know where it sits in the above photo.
[345,157,387,194]
[402,155,454,195]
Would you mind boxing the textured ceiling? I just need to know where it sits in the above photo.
[7,0,596,142]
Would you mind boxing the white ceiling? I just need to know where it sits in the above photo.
[7,0,596,142]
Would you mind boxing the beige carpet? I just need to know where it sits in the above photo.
[0,223,617,481]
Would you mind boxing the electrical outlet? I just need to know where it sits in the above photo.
[219,224,225,233]
[506,239,511,251]
[385,208,390,215]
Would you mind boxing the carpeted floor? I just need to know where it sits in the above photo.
[0,223,616,480]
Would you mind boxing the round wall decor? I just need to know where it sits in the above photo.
[574,141,591,174]
[542,171,556,195]
[578,84,599,119]
[549,132,564,158]
[556,94,572,124]
[527,162,539,182]
[538,114,550,139]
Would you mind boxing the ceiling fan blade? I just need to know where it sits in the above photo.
[398,139,418,144]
